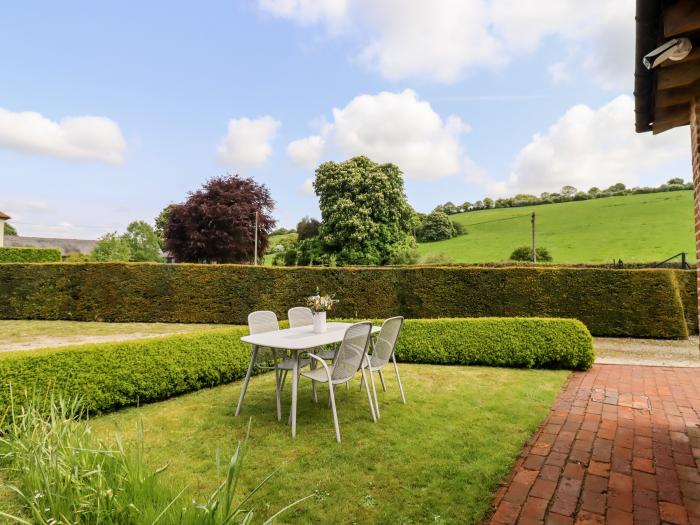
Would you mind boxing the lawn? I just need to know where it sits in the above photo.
[0,320,227,353]
[87,365,568,524]
[417,191,695,264]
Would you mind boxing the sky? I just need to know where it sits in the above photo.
[0,0,692,239]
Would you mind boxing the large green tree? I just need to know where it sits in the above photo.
[124,221,162,261]
[314,156,414,265]
[91,233,132,261]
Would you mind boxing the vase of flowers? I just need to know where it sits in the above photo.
[306,287,338,334]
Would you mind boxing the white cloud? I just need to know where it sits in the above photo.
[258,0,633,88]
[288,89,471,180]
[500,95,688,196]
[0,108,126,164]
[217,116,281,170]
[287,135,326,168]
[358,0,502,83]
[258,0,348,25]
[301,177,315,195]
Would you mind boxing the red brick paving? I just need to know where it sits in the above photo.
[489,364,700,524]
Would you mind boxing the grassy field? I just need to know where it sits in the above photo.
[85,365,567,524]
[0,320,227,352]
[417,191,695,264]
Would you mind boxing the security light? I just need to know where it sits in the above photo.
[643,38,693,69]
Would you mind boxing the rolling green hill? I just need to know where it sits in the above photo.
[416,191,695,264]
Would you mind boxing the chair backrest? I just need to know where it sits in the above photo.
[371,316,404,367]
[332,322,373,383]
[248,310,279,335]
[288,306,313,328]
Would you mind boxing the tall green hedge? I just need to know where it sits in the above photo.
[0,318,593,417]
[0,263,693,338]
[0,247,61,263]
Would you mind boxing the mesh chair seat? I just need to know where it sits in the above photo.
[300,364,348,385]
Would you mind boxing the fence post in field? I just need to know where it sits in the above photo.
[531,212,536,263]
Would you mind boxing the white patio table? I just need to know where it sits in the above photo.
[237,321,380,438]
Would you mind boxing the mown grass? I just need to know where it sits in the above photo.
[417,191,695,264]
[84,365,568,524]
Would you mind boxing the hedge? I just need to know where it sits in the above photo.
[0,247,61,263]
[0,318,593,417]
[0,263,693,338]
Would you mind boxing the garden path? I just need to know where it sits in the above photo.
[490,364,700,524]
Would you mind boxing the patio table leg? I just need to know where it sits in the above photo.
[273,349,281,421]
[291,352,299,438]
[235,345,258,416]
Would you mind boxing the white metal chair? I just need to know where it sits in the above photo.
[361,316,406,418]
[300,322,377,443]
[288,306,337,360]
[247,311,307,421]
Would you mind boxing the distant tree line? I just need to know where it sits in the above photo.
[432,178,692,215]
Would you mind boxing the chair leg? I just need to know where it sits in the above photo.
[392,354,406,404]
[367,368,380,419]
[360,368,377,422]
[359,373,364,391]
[280,370,288,390]
[378,369,387,392]
[328,382,341,443]
[345,381,349,391]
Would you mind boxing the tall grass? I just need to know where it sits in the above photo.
[0,390,310,524]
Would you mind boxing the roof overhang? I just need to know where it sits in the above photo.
[634,0,700,134]
[0,211,10,220]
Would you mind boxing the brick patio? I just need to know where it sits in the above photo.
[489,364,700,524]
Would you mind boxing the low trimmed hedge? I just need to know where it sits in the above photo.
[0,247,61,263]
[0,263,693,338]
[0,318,593,417]
[395,318,594,370]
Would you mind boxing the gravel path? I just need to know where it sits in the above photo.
[594,336,700,367]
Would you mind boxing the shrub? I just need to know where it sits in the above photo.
[0,263,691,338]
[0,247,61,263]
[510,246,553,262]
[396,318,593,371]
[0,318,592,418]
[417,211,453,242]
[0,328,253,415]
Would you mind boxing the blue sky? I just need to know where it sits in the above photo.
[0,1,690,238]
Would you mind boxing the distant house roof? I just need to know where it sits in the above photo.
[4,236,97,256]
[0,211,10,220]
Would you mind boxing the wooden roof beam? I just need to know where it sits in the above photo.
[664,0,700,37]
[656,79,700,108]
[652,103,691,134]
[657,60,700,90]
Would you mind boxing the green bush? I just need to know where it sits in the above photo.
[0,263,692,338]
[0,328,253,416]
[0,247,61,263]
[417,211,453,242]
[510,246,553,262]
[0,318,592,418]
[396,318,593,371]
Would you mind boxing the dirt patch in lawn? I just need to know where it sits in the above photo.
[594,336,700,367]
[0,332,191,353]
